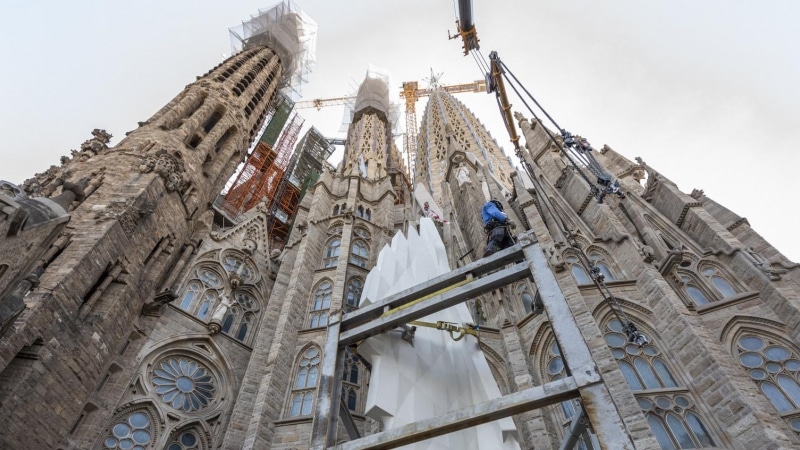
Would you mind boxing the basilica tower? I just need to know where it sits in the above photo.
[0,3,314,448]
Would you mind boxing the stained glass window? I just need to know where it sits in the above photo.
[288,347,321,417]
[152,357,215,412]
[102,411,152,450]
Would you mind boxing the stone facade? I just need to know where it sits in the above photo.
[2,39,800,450]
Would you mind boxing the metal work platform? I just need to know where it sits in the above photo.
[309,231,635,449]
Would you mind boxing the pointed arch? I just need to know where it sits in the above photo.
[349,239,369,268]
[322,238,341,268]
[584,244,620,281]
[562,249,592,285]
[344,277,364,313]
[721,317,800,431]
[594,305,717,449]
[164,422,211,450]
[285,344,323,418]
[308,279,333,328]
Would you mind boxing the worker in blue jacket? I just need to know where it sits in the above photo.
[482,198,515,257]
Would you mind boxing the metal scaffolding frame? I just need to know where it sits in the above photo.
[309,231,635,449]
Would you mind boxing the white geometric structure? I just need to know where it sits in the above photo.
[359,218,520,449]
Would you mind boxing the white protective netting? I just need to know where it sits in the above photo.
[340,65,402,134]
[229,1,317,100]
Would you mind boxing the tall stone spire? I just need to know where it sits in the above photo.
[341,70,405,181]
[416,90,515,204]
[0,7,306,447]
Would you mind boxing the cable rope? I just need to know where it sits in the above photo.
[482,50,645,345]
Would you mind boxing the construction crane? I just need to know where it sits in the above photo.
[294,79,486,184]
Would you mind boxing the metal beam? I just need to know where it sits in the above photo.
[559,407,588,450]
[330,376,584,450]
[518,232,635,450]
[311,316,345,447]
[339,395,362,440]
[341,244,524,330]
[339,263,529,347]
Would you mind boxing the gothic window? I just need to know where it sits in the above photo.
[345,278,364,313]
[309,280,333,328]
[151,356,216,412]
[365,209,371,221]
[543,338,596,449]
[222,253,254,281]
[341,348,361,411]
[604,319,715,448]
[589,253,615,281]
[516,283,534,315]
[333,204,340,216]
[101,410,154,450]
[178,268,223,321]
[700,267,737,298]
[323,239,341,268]
[288,347,321,417]
[350,240,369,268]
[353,227,371,240]
[565,255,592,285]
[356,206,364,218]
[0,263,8,281]
[166,428,204,450]
[734,334,800,431]
[679,274,712,306]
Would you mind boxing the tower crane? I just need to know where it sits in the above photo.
[294,79,487,184]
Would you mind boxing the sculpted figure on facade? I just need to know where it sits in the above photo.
[138,149,188,192]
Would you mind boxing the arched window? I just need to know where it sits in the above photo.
[701,267,737,298]
[342,348,361,412]
[356,206,364,218]
[101,410,155,450]
[345,278,363,313]
[589,254,614,281]
[603,319,716,448]
[543,338,596,449]
[565,255,592,285]
[166,428,205,450]
[365,209,371,221]
[309,280,333,328]
[221,309,236,334]
[236,314,252,341]
[178,268,223,321]
[350,240,369,268]
[288,347,321,417]
[333,204,340,216]
[734,334,800,431]
[516,283,533,315]
[323,239,341,268]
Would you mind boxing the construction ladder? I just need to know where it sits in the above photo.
[310,230,635,449]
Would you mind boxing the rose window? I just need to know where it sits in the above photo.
[152,357,216,412]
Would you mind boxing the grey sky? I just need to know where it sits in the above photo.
[1,1,797,261]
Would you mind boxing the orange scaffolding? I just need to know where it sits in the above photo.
[223,112,305,216]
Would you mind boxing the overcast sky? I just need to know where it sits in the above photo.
[1,1,797,261]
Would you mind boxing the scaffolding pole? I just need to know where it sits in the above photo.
[309,232,634,450]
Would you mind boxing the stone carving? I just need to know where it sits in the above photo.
[637,240,655,263]
[93,198,154,236]
[455,164,471,186]
[544,245,565,272]
[73,129,112,162]
[641,169,659,202]
[690,188,705,200]
[138,149,188,192]
[745,247,787,281]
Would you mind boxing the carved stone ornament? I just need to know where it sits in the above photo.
[139,149,187,192]
[74,129,113,162]
[746,247,787,281]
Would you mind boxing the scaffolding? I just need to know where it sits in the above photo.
[229,0,317,100]
[221,94,304,218]
[309,234,634,449]
[267,127,335,245]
